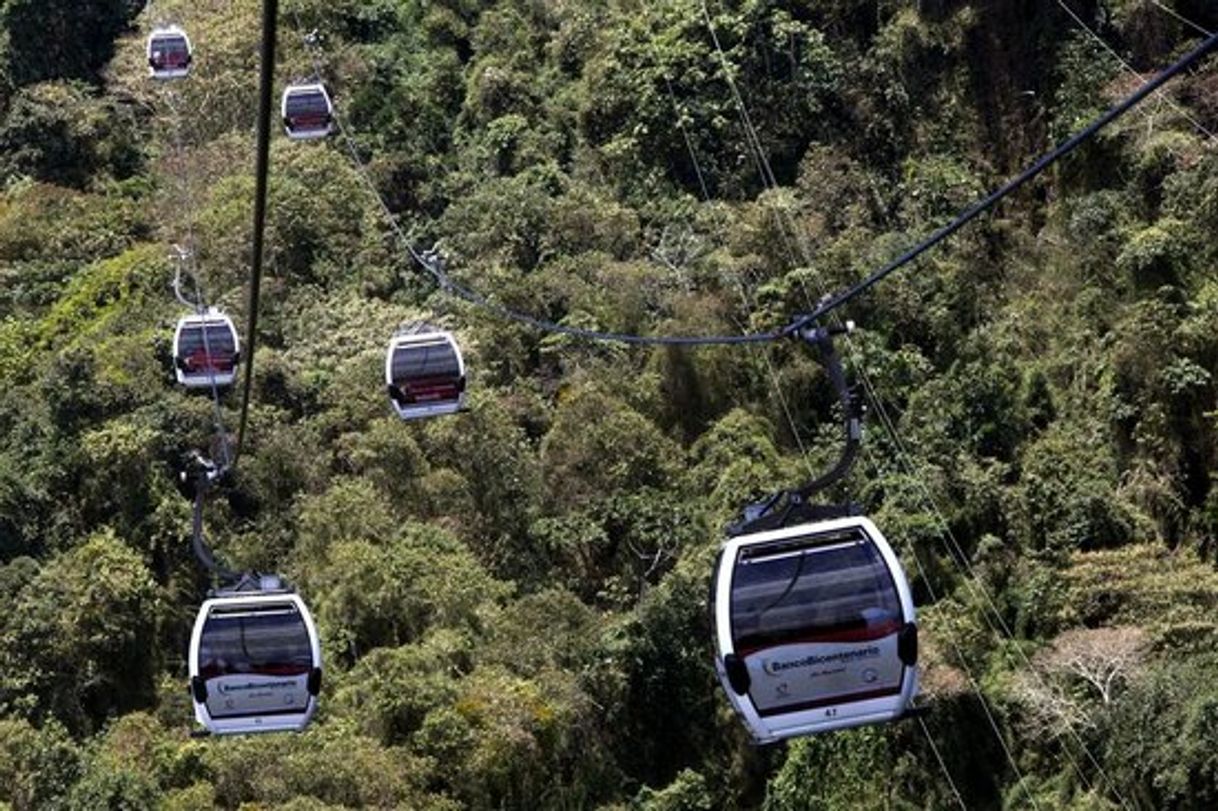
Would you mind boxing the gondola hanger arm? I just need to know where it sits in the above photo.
[728,318,864,536]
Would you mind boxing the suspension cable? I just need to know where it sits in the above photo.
[695,5,1134,806]
[164,85,234,469]
[697,5,1138,805]
[1056,0,1217,142]
[232,0,279,465]
[789,24,1218,333]
[682,6,996,801]
[1149,0,1213,37]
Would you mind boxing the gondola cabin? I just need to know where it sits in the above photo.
[282,83,334,140]
[173,311,240,390]
[385,331,467,420]
[147,26,192,79]
[189,592,322,735]
[713,516,918,743]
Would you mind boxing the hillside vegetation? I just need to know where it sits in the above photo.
[2,0,1218,808]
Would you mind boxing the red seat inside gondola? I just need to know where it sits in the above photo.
[290,112,330,127]
[401,375,462,403]
[155,52,189,68]
[184,349,235,374]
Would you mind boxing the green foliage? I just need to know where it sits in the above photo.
[1011,420,1141,554]
[0,530,159,732]
[0,718,80,811]
[199,721,449,809]
[764,731,895,811]
[5,1,1218,808]
[0,82,141,188]
[541,384,682,507]
[420,664,616,809]
[636,768,714,811]
[1,0,137,87]
[1100,655,1218,810]
[296,508,509,664]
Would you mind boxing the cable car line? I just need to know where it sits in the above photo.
[789,23,1218,336]
[218,0,1213,766]
[1056,0,1217,143]
[1148,0,1213,37]
[162,85,237,462]
[696,8,1128,802]
[292,17,1218,356]
[162,0,327,738]
[646,21,965,779]
[232,0,280,467]
[165,88,236,468]
[696,12,1112,805]
[919,714,968,810]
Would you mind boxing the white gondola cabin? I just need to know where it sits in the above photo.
[189,592,322,735]
[281,83,334,140]
[713,516,918,743]
[173,311,240,390]
[147,26,193,80]
[385,330,467,420]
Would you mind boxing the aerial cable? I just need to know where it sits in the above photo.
[919,715,968,811]
[699,7,1128,801]
[700,4,1135,798]
[233,0,279,466]
[164,85,235,469]
[791,24,1218,333]
[1148,0,1213,37]
[633,0,824,481]
[298,17,1218,350]
[1056,0,1217,143]
[697,7,1108,805]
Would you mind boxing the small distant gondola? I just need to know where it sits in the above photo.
[189,591,322,735]
[713,516,918,743]
[385,330,467,420]
[147,26,193,80]
[173,310,240,390]
[281,83,334,140]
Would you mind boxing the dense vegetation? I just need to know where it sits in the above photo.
[2,0,1218,808]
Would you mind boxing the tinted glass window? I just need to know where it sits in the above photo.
[198,604,313,680]
[287,92,330,117]
[392,339,460,381]
[730,529,902,654]
[178,324,235,356]
[154,36,188,55]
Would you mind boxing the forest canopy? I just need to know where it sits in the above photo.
[2,0,1218,808]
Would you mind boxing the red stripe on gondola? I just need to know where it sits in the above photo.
[290,114,330,128]
[185,351,235,373]
[735,620,903,657]
[198,664,311,680]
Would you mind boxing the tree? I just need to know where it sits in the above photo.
[0,530,159,732]
[2,0,138,87]
[0,82,140,188]
[0,718,80,811]
[1012,627,1149,738]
